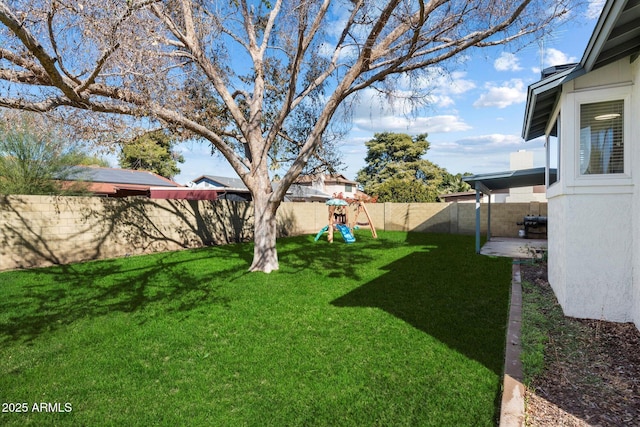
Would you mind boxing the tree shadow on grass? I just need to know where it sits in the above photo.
[331,233,511,376]
[275,232,409,281]
[0,244,254,344]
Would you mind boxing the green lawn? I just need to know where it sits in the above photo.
[0,231,511,426]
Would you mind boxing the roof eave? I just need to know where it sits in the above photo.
[521,65,585,141]
[581,0,628,71]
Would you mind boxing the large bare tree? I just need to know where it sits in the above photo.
[0,0,573,272]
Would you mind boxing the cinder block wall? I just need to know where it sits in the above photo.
[0,195,254,271]
[0,195,546,271]
[490,201,547,237]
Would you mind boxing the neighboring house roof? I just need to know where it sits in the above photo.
[280,184,331,202]
[192,174,331,201]
[522,0,640,141]
[73,166,180,187]
[193,175,247,189]
[65,166,181,197]
[438,191,478,203]
[192,175,252,201]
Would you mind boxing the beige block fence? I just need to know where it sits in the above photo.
[0,195,546,271]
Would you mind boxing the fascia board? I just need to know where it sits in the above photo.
[581,0,628,71]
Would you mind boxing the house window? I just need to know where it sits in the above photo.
[345,184,353,192]
[579,100,624,175]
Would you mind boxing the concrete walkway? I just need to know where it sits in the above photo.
[480,238,545,426]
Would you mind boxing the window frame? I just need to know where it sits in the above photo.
[579,99,625,175]
[571,87,631,186]
[546,114,560,189]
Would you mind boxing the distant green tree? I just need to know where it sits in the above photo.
[440,172,472,195]
[357,132,448,202]
[0,113,88,195]
[119,130,184,179]
[374,178,438,203]
[71,154,111,168]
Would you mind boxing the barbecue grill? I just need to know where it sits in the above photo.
[517,215,547,238]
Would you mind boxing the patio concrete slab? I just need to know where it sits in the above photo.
[480,237,547,259]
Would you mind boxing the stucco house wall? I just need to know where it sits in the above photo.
[634,188,640,328]
[308,175,358,199]
[548,58,638,326]
[549,194,634,322]
[632,59,640,329]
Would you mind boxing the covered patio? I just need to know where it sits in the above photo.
[462,167,554,255]
[479,237,547,259]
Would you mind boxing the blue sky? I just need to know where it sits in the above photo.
[168,1,604,185]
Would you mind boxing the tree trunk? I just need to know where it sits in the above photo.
[249,189,280,273]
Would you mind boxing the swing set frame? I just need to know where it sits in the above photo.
[325,200,377,243]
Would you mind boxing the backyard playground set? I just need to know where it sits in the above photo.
[314,198,377,243]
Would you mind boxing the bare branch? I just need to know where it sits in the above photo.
[0,0,577,270]
[46,6,79,84]
[0,1,86,105]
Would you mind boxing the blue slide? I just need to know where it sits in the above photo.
[336,224,356,243]
[314,225,329,241]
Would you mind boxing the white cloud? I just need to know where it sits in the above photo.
[544,48,578,68]
[398,68,476,98]
[473,79,526,109]
[442,71,477,95]
[455,134,525,152]
[494,52,523,72]
[430,134,527,160]
[346,72,473,129]
[427,134,547,174]
[430,95,455,108]
[423,115,473,133]
[341,69,477,129]
[348,88,417,120]
[586,0,605,20]
[413,71,475,108]
[353,114,471,134]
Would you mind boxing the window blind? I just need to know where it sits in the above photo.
[579,100,624,175]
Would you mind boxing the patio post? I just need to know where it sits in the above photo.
[473,181,493,254]
[475,183,481,253]
[487,192,491,241]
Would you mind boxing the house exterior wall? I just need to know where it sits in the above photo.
[632,58,640,330]
[192,178,222,189]
[634,181,640,329]
[547,195,567,310]
[549,194,633,322]
[300,175,358,199]
[323,183,357,198]
[506,150,548,203]
[549,58,638,327]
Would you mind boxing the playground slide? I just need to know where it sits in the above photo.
[314,225,329,241]
[336,224,356,243]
